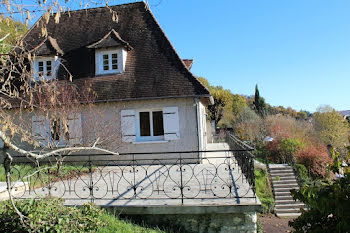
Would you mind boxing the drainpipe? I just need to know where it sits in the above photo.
[195,98,202,159]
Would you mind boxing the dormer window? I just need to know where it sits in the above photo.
[95,48,127,75]
[32,56,60,81]
[87,29,132,76]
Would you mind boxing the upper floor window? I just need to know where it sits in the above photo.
[95,48,127,75]
[32,56,59,81]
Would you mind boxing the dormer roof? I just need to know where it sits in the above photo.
[30,36,64,56]
[86,29,133,50]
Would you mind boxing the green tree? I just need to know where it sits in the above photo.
[253,84,266,118]
[297,111,308,120]
[0,16,28,53]
[313,109,350,150]
[231,94,248,122]
[198,77,233,126]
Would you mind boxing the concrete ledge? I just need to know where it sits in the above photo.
[104,204,262,215]
[0,182,28,201]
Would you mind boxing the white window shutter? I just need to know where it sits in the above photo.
[121,109,136,142]
[68,113,82,146]
[163,107,180,140]
[31,115,50,146]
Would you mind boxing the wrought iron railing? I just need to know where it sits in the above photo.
[4,149,257,205]
[225,133,256,194]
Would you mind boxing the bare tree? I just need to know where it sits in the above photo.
[0,0,131,226]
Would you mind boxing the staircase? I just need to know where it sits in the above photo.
[269,164,305,217]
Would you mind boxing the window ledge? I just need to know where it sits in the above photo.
[132,140,168,144]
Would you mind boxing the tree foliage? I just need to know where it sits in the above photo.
[0,16,28,53]
[289,148,350,233]
[231,94,248,122]
[198,77,233,125]
[313,109,350,150]
[253,84,266,118]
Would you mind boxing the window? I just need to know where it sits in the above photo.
[51,118,61,141]
[138,111,164,141]
[121,107,180,143]
[32,113,82,147]
[102,53,118,71]
[50,117,70,143]
[95,48,126,75]
[33,56,58,81]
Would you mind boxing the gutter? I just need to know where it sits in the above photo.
[195,98,202,158]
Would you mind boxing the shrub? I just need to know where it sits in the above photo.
[295,143,331,178]
[267,137,303,163]
[0,199,105,232]
[295,163,311,185]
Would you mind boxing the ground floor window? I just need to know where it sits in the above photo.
[139,110,164,140]
[121,107,180,143]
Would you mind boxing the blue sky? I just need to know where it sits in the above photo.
[148,0,350,112]
[11,0,350,112]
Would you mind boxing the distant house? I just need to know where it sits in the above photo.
[18,2,213,156]
[340,110,350,123]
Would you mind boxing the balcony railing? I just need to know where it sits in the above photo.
[5,148,257,205]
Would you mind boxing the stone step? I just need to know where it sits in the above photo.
[275,195,295,201]
[276,213,301,217]
[273,183,299,189]
[274,187,299,192]
[275,208,302,214]
[271,177,296,183]
[273,180,298,185]
[270,172,295,177]
[274,191,293,197]
[270,168,293,172]
[275,203,305,209]
[275,200,301,205]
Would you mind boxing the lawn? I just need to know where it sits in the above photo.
[255,168,274,213]
[0,164,90,187]
[97,212,164,233]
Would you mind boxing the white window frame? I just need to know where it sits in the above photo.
[32,56,59,81]
[95,48,126,75]
[136,109,164,142]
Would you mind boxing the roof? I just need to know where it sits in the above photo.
[86,29,133,50]
[21,2,210,102]
[340,110,350,116]
[29,36,64,55]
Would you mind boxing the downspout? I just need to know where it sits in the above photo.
[195,98,202,159]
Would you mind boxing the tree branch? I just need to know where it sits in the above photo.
[0,33,10,42]
[0,130,118,160]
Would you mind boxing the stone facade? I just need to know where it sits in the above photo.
[120,212,257,233]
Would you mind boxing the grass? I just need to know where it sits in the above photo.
[255,168,275,213]
[0,199,165,233]
[0,164,90,187]
[97,213,165,233]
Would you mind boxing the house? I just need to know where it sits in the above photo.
[17,2,213,157]
[340,110,350,123]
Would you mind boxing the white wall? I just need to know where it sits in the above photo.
[81,97,199,155]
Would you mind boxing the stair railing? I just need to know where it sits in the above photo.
[225,133,256,195]
[286,152,304,188]
[264,153,275,199]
